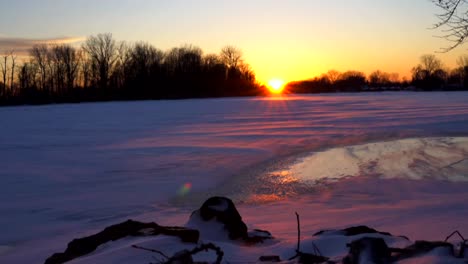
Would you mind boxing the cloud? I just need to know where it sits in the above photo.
[0,36,86,56]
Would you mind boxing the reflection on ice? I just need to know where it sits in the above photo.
[188,137,468,204]
[288,137,468,183]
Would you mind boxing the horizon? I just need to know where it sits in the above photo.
[1,0,468,85]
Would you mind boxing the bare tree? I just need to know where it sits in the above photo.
[83,33,117,90]
[220,46,242,69]
[238,63,255,82]
[369,70,391,87]
[322,70,341,84]
[10,51,16,92]
[412,54,447,89]
[50,46,65,93]
[18,62,38,91]
[30,44,50,91]
[164,45,202,75]
[420,54,443,74]
[0,52,8,95]
[220,46,243,80]
[51,44,80,93]
[433,0,468,51]
[112,41,131,88]
[79,49,91,88]
[129,42,164,74]
[452,55,468,86]
[203,54,221,68]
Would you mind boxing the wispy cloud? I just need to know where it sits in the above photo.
[0,36,86,56]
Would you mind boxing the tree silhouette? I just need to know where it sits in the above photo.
[18,62,37,91]
[412,55,447,90]
[9,51,17,93]
[323,70,341,85]
[0,33,262,105]
[369,70,391,87]
[30,44,50,92]
[448,55,468,89]
[336,71,367,91]
[220,46,242,79]
[83,33,117,91]
[0,52,8,96]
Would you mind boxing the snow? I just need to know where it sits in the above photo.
[0,92,468,263]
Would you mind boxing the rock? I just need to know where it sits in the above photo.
[44,220,199,264]
[197,196,248,240]
[343,237,391,264]
[393,240,455,261]
[189,196,273,243]
[314,225,405,238]
[259,255,281,262]
[343,226,392,236]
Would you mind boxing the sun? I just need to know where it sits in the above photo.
[267,79,286,94]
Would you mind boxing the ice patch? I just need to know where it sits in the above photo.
[289,137,468,183]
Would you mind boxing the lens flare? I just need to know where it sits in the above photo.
[178,182,192,196]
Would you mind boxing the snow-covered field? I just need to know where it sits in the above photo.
[1,92,468,263]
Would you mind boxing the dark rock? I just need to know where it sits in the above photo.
[259,255,281,262]
[190,197,273,243]
[343,226,392,236]
[393,240,455,261]
[343,237,391,264]
[314,225,398,238]
[44,219,199,264]
[196,196,248,240]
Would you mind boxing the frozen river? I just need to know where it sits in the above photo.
[1,92,468,262]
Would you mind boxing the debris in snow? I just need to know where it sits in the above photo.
[44,220,199,264]
[43,197,468,264]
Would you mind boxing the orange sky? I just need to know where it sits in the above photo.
[1,0,468,85]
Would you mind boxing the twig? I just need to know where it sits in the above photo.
[444,231,467,259]
[445,230,466,242]
[296,212,301,252]
[289,212,301,260]
[312,242,323,257]
[132,245,170,260]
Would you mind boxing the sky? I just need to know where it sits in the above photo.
[1,0,467,84]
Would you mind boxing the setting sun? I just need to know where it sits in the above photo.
[267,79,285,94]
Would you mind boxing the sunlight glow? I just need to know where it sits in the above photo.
[267,79,285,94]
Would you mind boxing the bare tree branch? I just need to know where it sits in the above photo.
[433,0,468,51]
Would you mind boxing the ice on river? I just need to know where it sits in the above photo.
[1,92,468,263]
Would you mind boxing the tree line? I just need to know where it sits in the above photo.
[286,54,468,94]
[2,33,468,106]
[0,33,262,105]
